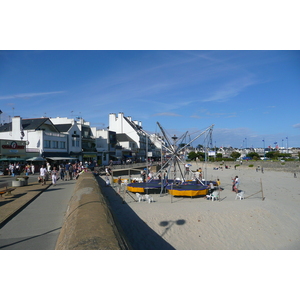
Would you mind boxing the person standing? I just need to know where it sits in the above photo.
[68,163,73,180]
[65,162,70,180]
[142,170,146,182]
[234,176,239,193]
[208,181,215,194]
[40,165,47,185]
[51,167,58,186]
[31,164,35,175]
[231,176,237,191]
[59,164,65,181]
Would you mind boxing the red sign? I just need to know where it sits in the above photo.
[2,141,25,150]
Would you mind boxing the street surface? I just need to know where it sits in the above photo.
[0,177,76,250]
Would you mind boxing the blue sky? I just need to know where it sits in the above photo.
[0,50,299,148]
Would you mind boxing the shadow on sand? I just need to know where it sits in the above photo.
[96,177,175,250]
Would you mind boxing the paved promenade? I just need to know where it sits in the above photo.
[0,175,76,250]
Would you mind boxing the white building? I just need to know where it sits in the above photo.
[109,112,161,161]
[0,116,68,159]
[51,117,97,162]
[92,128,118,165]
[50,117,82,159]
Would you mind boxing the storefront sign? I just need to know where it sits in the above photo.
[0,140,26,155]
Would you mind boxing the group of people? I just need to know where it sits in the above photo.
[8,163,23,176]
[39,161,87,185]
[8,163,37,176]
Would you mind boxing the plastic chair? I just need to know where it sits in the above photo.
[206,190,219,201]
[144,194,154,203]
[211,190,220,201]
[136,193,144,202]
[235,191,245,200]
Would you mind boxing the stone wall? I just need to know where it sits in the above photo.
[55,172,131,250]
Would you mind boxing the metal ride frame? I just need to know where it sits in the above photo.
[155,122,214,196]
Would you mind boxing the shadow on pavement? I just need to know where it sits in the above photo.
[96,176,175,250]
[0,227,61,250]
[0,199,14,207]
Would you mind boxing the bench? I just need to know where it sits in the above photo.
[0,182,15,197]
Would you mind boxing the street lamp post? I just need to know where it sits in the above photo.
[160,135,164,196]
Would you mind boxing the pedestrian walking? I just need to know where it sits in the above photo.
[51,167,58,186]
[39,165,48,185]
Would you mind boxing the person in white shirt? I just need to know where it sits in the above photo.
[51,167,58,186]
[39,165,47,185]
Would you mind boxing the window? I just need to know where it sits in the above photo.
[52,141,58,148]
[72,138,79,147]
[60,141,66,149]
[44,140,51,148]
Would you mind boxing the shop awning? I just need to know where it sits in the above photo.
[0,157,26,161]
[46,157,77,161]
[26,157,46,162]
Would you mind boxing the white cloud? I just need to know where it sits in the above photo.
[200,76,256,103]
[0,91,65,100]
[153,112,181,117]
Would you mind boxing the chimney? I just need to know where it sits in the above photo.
[12,116,22,132]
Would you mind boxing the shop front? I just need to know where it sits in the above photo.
[0,140,27,174]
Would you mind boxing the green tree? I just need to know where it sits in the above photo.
[216,153,223,158]
[247,152,260,160]
[188,151,205,161]
[230,151,241,160]
[265,151,280,159]
[187,151,198,161]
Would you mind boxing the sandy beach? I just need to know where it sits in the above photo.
[100,162,300,250]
